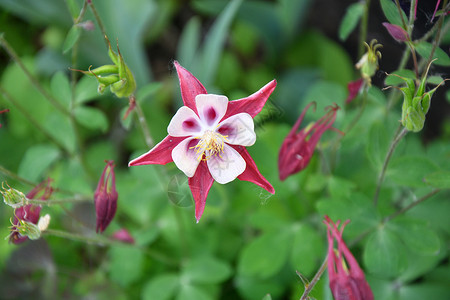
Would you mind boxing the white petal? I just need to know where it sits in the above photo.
[195,94,228,128]
[168,106,203,137]
[207,144,246,184]
[172,137,202,177]
[216,113,256,146]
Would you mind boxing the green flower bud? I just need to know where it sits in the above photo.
[356,40,382,85]
[10,218,41,241]
[76,36,136,98]
[1,182,27,208]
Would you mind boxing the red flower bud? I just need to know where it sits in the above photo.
[278,103,339,180]
[382,22,409,42]
[324,216,374,300]
[94,160,118,233]
[112,228,135,244]
[10,178,53,244]
[345,78,364,104]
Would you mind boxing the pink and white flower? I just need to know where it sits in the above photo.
[129,61,276,222]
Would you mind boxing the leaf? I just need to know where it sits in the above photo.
[290,224,324,277]
[18,144,60,182]
[415,42,450,66]
[261,294,272,300]
[387,156,439,187]
[424,171,450,188]
[74,106,108,132]
[75,76,100,105]
[238,230,291,279]
[108,246,143,286]
[176,16,201,67]
[363,227,407,278]
[44,112,76,153]
[142,274,179,300]
[339,2,364,41]
[366,121,390,170]
[176,284,213,300]
[384,69,416,86]
[62,25,81,53]
[388,218,441,256]
[182,256,232,284]
[380,0,407,26]
[50,71,71,108]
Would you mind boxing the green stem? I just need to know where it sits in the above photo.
[0,85,68,151]
[44,229,177,265]
[358,0,370,58]
[384,189,440,222]
[299,256,328,300]
[0,165,36,187]
[25,196,91,206]
[345,84,369,133]
[0,35,70,117]
[88,0,108,47]
[373,126,408,207]
[134,99,154,148]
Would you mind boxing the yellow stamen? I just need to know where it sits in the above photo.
[190,130,229,161]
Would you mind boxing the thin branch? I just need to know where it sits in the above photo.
[299,256,328,300]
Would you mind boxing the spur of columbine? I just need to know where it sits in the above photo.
[129,61,276,222]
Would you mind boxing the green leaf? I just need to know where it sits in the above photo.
[363,227,407,278]
[384,69,416,86]
[18,144,60,182]
[108,246,143,286]
[74,106,108,132]
[327,176,356,199]
[424,171,450,188]
[176,284,213,300]
[75,76,100,105]
[62,25,81,53]
[44,112,76,153]
[366,121,390,170]
[387,156,439,187]
[238,230,291,279]
[182,256,232,284]
[261,294,272,300]
[380,0,407,26]
[50,71,71,108]
[339,2,364,41]
[388,218,441,255]
[290,224,324,277]
[415,42,450,66]
[427,75,444,85]
[142,274,179,300]
[177,16,201,67]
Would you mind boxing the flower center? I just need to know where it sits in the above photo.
[191,130,228,160]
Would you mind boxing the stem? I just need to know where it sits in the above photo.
[44,229,177,265]
[0,85,68,151]
[134,100,154,148]
[87,0,108,47]
[0,165,36,187]
[358,0,370,58]
[394,0,408,30]
[373,126,408,206]
[0,35,70,117]
[384,189,440,222]
[25,196,91,206]
[345,84,369,133]
[407,42,419,79]
[299,256,328,300]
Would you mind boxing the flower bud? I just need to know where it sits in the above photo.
[77,36,136,98]
[356,39,382,85]
[112,228,135,244]
[95,160,118,233]
[1,182,27,208]
[9,218,41,241]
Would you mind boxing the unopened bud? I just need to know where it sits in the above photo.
[1,182,27,208]
[356,39,382,85]
[10,218,41,241]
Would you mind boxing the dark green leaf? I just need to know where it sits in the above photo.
[18,144,60,182]
[74,106,108,132]
[387,156,439,187]
[339,3,364,41]
[384,69,416,86]
[50,71,71,108]
[380,0,408,26]
[182,256,232,284]
[424,171,450,188]
[142,274,179,300]
[62,25,81,53]
[415,42,450,66]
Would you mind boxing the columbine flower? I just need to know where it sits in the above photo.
[129,61,276,222]
[94,160,118,233]
[9,179,53,244]
[345,78,364,104]
[324,216,374,300]
[278,103,339,181]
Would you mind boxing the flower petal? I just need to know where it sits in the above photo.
[172,137,202,177]
[168,106,203,137]
[224,79,277,119]
[174,61,207,113]
[195,94,228,127]
[128,135,185,166]
[217,113,256,146]
[188,161,214,222]
[207,144,246,184]
[233,145,275,194]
